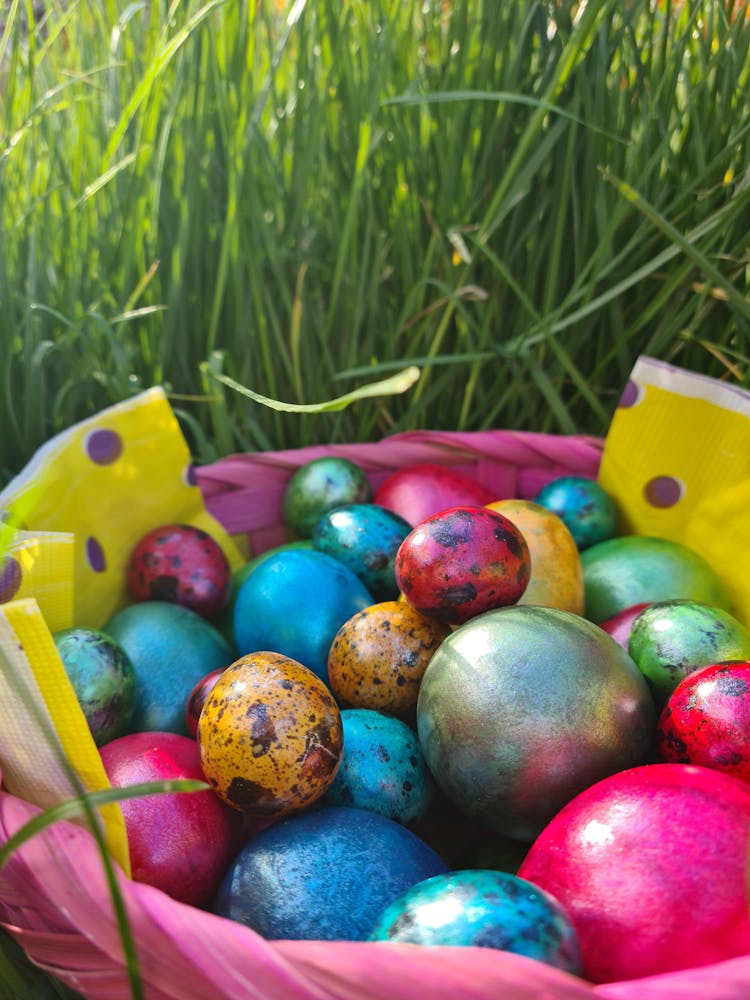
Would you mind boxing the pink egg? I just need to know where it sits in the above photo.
[517,763,750,983]
[598,602,650,649]
[374,463,495,527]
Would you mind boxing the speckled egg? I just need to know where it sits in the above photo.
[485,499,584,615]
[53,627,136,746]
[327,601,450,718]
[198,651,343,816]
[126,523,231,618]
[213,805,448,940]
[312,503,412,601]
[628,600,750,705]
[657,660,750,782]
[532,476,618,551]
[368,869,581,972]
[282,456,372,539]
[323,709,434,825]
[394,506,531,626]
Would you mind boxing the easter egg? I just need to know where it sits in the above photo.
[416,605,656,840]
[517,763,750,982]
[394,506,531,626]
[657,661,750,781]
[185,667,224,738]
[368,869,581,972]
[126,523,231,619]
[312,503,412,601]
[374,463,496,527]
[99,731,240,907]
[104,601,234,735]
[532,476,617,551]
[485,499,584,614]
[326,600,450,719]
[323,709,434,825]
[628,600,750,705]
[232,549,373,684]
[282,456,372,539]
[52,627,136,746]
[598,602,651,649]
[581,534,731,624]
[213,805,448,940]
[198,651,343,816]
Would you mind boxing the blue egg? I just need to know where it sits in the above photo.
[323,709,434,824]
[233,549,373,684]
[213,805,448,940]
[312,504,412,601]
[368,869,582,972]
[533,476,617,551]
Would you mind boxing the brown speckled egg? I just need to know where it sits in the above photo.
[327,601,451,719]
[197,651,343,817]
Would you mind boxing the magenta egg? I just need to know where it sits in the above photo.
[374,463,496,527]
[517,763,750,983]
[598,602,651,650]
[185,667,225,738]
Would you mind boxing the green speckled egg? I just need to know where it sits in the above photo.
[282,457,372,539]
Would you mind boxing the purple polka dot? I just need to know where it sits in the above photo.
[0,556,22,603]
[618,380,643,408]
[184,463,198,487]
[85,428,123,465]
[86,537,107,572]
[644,475,685,508]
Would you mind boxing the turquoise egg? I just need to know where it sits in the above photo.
[312,504,412,601]
[533,476,617,551]
[323,708,434,825]
[368,869,581,972]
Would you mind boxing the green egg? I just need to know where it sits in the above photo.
[282,456,372,539]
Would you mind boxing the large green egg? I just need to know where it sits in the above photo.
[416,605,656,841]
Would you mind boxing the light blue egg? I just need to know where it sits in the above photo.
[533,476,617,551]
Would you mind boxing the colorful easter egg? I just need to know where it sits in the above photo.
[327,600,450,719]
[185,667,224,738]
[198,651,343,817]
[233,549,373,684]
[52,627,136,746]
[323,709,434,825]
[282,456,372,539]
[126,523,231,618]
[394,506,531,626]
[368,869,581,972]
[517,763,750,982]
[485,499,584,614]
[213,805,448,940]
[374,463,496,527]
[416,605,656,840]
[312,503,412,601]
[532,476,617,551]
[598,602,651,649]
[628,600,750,705]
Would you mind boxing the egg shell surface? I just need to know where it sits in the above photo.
[374,463,496,527]
[185,667,224,738]
[282,456,372,539]
[597,602,651,650]
[532,475,617,551]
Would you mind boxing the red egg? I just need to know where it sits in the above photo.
[394,506,530,625]
[186,668,225,738]
[374,463,495,527]
[598,602,651,649]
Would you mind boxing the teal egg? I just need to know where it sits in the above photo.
[533,476,617,551]
[282,457,372,539]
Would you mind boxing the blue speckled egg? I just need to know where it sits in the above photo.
[213,805,448,940]
[368,869,581,973]
[323,709,434,824]
[533,476,617,551]
[233,549,373,684]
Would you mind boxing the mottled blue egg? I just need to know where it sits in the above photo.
[233,549,373,684]
[323,709,434,824]
[312,504,412,601]
[213,805,448,940]
[533,476,617,551]
[368,868,581,973]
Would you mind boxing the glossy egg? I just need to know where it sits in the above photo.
[53,627,136,746]
[598,602,651,649]
[374,463,496,527]
[628,600,750,705]
[323,709,434,825]
[327,600,450,718]
[532,476,617,551]
[282,456,372,539]
[126,523,231,618]
[198,651,343,817]
[368,869,581,972]
[185,667,224,738]
[657,661,750,781]
[312,503,412,601]
[416,605,656,840]
[394,506,531,626]
[485,499,584,614]
[517,763,750,982]
[213,805,448,940]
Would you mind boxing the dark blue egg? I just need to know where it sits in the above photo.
[369,868,581,972]
[323,709,434,824]
[213,805,448,941]
[533,476,617,551]
[312,504,412,601]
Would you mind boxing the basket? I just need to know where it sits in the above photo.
[2,427,750,1000]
